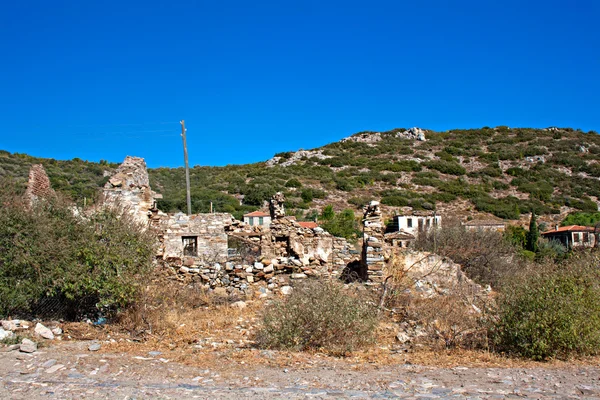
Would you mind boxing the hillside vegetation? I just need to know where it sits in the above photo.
[2,126,600,222]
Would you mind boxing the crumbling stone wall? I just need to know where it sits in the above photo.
[362,201,386,282]
[261,217,356,276]
[24,164,55,205]
[155,212,234,264]
[103,156,156,226]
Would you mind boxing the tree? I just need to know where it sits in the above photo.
[526,211,539,253]
[321,205,335,221]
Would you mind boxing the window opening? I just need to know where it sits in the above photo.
[182,236,198,256]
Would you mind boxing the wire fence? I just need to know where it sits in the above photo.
[10,295,103,321]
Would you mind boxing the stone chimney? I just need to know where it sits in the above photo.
[24,164,55,206]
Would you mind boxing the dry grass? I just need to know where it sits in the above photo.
[49,280,600,372]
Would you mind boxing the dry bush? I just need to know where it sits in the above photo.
[412,220,524,288]
[254,280,378,355]
[116,280,236,338]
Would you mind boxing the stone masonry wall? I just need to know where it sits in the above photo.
[103,156,156,226]
[24,164,55,205]
[362,201,386,282]
[156,212,234,264]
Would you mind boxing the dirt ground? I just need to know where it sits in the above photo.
[3,292,600,399]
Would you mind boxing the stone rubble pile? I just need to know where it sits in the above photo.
[166,243,353,293]
[1,320,64,353]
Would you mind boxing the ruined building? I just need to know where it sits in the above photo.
[102,156,158,225]
[24,164,55,206]
[103,159,358,292]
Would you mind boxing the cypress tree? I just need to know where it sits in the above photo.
[526,211,539,252]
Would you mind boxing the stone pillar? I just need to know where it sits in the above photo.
[269,192,286,219]
[362,201,385,282]
[24,164,55,206]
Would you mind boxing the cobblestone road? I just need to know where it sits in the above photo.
[2,342,600,399]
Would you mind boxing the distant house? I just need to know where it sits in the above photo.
[298,221,318,229]
[243,211,271,227]
[384,230,416,248]
[463,220,506,232]
[541,225,596,249]
[393,213,441,236]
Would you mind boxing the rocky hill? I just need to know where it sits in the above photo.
[2,126,600,227]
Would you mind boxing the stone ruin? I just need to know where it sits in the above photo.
[101,156,487,305]
[362,200,386,282]
[101,158,358,293]
[269,191,286,219]
[24,164,55,206]
[102,156,158,225]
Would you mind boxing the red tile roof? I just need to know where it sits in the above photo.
[298,221,318,229]
[542,225,595,235]
[244,211,270,217]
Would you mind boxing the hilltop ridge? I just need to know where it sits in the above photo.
[1,126,599,227]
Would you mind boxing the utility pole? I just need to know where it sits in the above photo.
[181,120,192,215]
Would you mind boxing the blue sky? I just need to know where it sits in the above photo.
[0,0,598,168]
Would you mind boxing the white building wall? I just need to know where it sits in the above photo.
[243,215,272,228]
[396,215,441,236]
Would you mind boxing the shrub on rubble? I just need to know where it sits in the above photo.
[255,280,377,354]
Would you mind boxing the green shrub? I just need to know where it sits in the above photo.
[255,280,377,354]
[493,254,600,360]
[562,212,600,227]
[334,178,354,192]
[0,190,155,319]
[423,160,466,176]
[285,178,302,188]
[320,208,360,240]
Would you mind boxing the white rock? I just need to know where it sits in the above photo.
[396,332,411,344]
[1,320,18,331]
[20,338,37,353]
[231,301,247,310]
[291,273,307,279]
[179,266,190,273]
[51,327,62,336]
[280,286,293,295]
[0,327,14,341]
[45,364,65,374]
[35,323,55,340]
[245,266,253,273]
[254,262,264,270]
[263,265,274,273]
[88,342,101,351]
